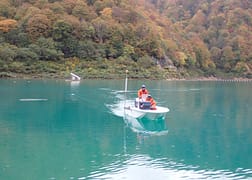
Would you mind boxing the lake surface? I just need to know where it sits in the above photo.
[0,79,252,180]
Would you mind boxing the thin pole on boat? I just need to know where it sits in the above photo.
[124,69,128,108]
[123,70,128,155]
[124,70,128,93]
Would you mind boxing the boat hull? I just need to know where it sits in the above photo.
[125,106,169,120]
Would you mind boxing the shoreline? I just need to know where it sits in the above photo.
[1,76,252,82]
[1,72,252,82]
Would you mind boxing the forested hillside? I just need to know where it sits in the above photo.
[0,0,251,79]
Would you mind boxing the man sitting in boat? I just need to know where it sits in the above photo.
[145,94,157,110]
[138,84,149,100]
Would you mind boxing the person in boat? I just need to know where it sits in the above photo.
[138,84,149,100]
[145,94,157,110]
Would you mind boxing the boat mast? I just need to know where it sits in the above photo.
[124,70,128,109]
[123,70,128,155]
[124,70,128,93]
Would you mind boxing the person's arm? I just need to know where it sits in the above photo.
[151,99,156,106]
[138,90,141,98]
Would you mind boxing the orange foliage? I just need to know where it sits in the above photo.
[100,8,112,19]
[0,19,17,32]
[26,14,52,40]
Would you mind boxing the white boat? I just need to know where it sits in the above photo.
[123,70,169,120]
[70,72,81,81]
[124,98,169,120]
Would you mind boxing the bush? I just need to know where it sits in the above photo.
[15,48,38,61]
[137,55,156,68]
[0,43,17,61]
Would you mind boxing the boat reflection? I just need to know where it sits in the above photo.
[124,115,168,136]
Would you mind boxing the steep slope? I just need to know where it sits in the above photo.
[0,0,251,78]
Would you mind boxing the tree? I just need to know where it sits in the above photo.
[86,0,97,6]
[0,43,17,61]
[48,2,65,14]
[174,51,187,67]
[0,19,17,32]
[234,62,249,74]
[4,29,30,47]
[52,20,73,41]
[210,46,222,67]
[137,55,156,68]
[61,0,77,14]
[26,14,52,40]
[0,0,15,18]
[15,47,38,61]
[221,45,235,71]
[94,0,114,14]
[77,40,97,59]
[91,17,110,43]
[194,45,213,70]
[29,37,63,61]
[72,0,97,21]
[77,22,95,40]
[123,44,135,58]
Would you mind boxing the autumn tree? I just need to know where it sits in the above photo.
[26,14,52,40]
[0,0,16,18]
[72,0,97,21]
[0,19,17,32]
[221,46,235,72]
[91,17,110,43]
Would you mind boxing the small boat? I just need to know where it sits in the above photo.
[70,72,81,81]
[124,98,169,120]
[123,70,169,120]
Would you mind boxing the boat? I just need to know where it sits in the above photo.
[124,98,169,120]
[70,72,81,81]
[124,104,169,120]
[65,72,81,85]
[123,70,169,120]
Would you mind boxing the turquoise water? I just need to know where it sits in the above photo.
[0,79,252,180]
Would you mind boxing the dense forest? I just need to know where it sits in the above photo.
[0,0,252,79]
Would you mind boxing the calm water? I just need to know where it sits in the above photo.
[0,79,252,180]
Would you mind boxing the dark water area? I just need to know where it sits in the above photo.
[0,80,251,179]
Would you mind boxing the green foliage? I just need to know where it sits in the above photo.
[0,43,17,61]
[137,55,156,69]
[77,40,100,59]
[8,61,24,73]
[4,30,30,47]
[15,47,38,61]
[234,62,248,74]
[52,20,73,41]
[32,37,63,60]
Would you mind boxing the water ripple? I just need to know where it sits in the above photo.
[85,154,252,180]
